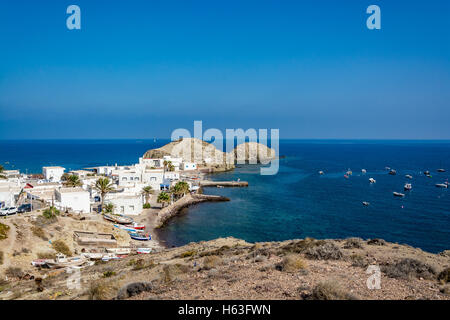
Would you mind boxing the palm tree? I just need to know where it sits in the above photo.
[172,181,190,199]
[0,165,3,173]
[94,177,115,213]
[64,175,82,187]
[157,192,170,207]
[163,160,168,173]
[141,186,153,205]
[168,162,175,172]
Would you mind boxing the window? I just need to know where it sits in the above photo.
[122,177,127,181]
[130,206,134,211]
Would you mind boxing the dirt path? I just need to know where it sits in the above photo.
[0,220,17,272]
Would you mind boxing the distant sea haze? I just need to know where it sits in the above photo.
[1,139,449,253]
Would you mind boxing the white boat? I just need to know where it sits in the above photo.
[393,192,405,197]
[435,183,448,188]
[405,175,413,179]
[361,169,367,174]
[106,247,131,255]
[362,201,370,206]
[437,169,446,173]
[81,252,104,260]
[136,248,152,254]
[43,254,87,269]
[404,183,412,191]
[369,178,376,184]
[113,224,136,232]
[318,171,324,175]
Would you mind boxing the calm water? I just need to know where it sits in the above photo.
[1,140,449,253]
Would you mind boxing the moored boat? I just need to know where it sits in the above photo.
[361,169,367,174]
[393,192,405,197]
[437,168,446,173]
[404,183,412,191]
[389,169,396,175]
[362,201,370,206]
[369,178,376,184]
[405,174,413,179]
[435,183,448,188]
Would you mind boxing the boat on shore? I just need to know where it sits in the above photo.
[404,183,412,191]
[393,192,405,197]
[113,224,136,232]
[103,214,134,224]
[125,222,145,230]
[107,247,132,255]
[129,231,152,241]
[33,253,87,269]
[137,248,152,254]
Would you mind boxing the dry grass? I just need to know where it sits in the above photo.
[128,258,155,271]
[0,251,3,265]
[88,280,118,300]
[306,280,357,300]
[203,255,222,270]
[51,240,72,256]
[178,250,197,258]
[344,237,364,249]
[438,268,450,284]
[5,267,24,279]
[281,238,327,254]
[162,264,191,283]
[37,251,57,259]
[276,254,307,272]
[31,226,47,240]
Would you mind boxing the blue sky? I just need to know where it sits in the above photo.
[0,0,449,139]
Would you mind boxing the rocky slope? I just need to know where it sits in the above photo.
[2,236,448,300]
[143,138,276,166]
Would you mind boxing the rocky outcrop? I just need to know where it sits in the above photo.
[143,138,275,166]
[233,142,276,164]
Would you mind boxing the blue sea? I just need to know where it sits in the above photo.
[1,139,449,253]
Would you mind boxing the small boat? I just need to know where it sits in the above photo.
[125,222,145,230]
[346,170,352,175]
[318,171,324,175]
[361,169,367,174]
[113,224,136,232]
[43,254,87,269]
[101,253,121,262]
[107,247,131,255]
[136,248,152,254]
[344,174,349,179]
[389,169,397,175]
[129,232,152,241]
[385,167,391,170]
[362,201,370,206]
[435,183,448,188]
[81,252,104,260]
[393,192,405,197]
[369,178,376,184]
[405,174,413,179]
[437,169,446,173]
[404,183,412,191]
[103,214,134,225]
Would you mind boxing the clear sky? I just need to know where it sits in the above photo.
[0,0,449,139]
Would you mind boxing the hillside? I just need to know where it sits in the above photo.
[1,236,448,300]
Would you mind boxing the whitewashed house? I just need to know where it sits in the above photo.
[105,194,142,216]
[118,171,142,187]
[142,169,165,190]
[43,166,65,182]
[54,187,90,213]
[180,162,197,171]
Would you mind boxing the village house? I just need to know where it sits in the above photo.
[54,187,91,213]
[42,166,65,182]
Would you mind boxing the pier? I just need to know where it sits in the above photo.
[199,180,249,187]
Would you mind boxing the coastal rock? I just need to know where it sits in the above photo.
[233,142,276,164]
[143,138,233,166]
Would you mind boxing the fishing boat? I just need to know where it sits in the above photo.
[393,192,405,197]
[435,183,448,188]
[361,169,367,174]
[103,214,134,224]
[129,232,151,241]
[106,247,131,255]
[346,170,352,175]
[136,248,152,254]
[389,169,397,175]
[404,183,412,191]
[362,201,370,206]
[318,171,324,175]
[405,174,413,179]
[113,224,136,232]
[124,222,145,230]
[101,253,121,262]
[81,252,104,260]
[43,254,87,269]
[437,169,446,172]
[369,178,376,184]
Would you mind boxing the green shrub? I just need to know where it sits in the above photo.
[305,242,343,260]
[0,251,3,265]
[31,226,47,240]
[42,207,60,220]
[0,223,10,240]
[103,270,116,278]
[381,258,436,280]
[5,267,24,279]
[179,250,197,258]
[143,203,151,209]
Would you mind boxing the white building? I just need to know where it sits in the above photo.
[105,194,142,216]
[43,166,65,182]
[180,162,197,171]
[142,169,165,190]
[54,187,90,213]
[118,171,142,186]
